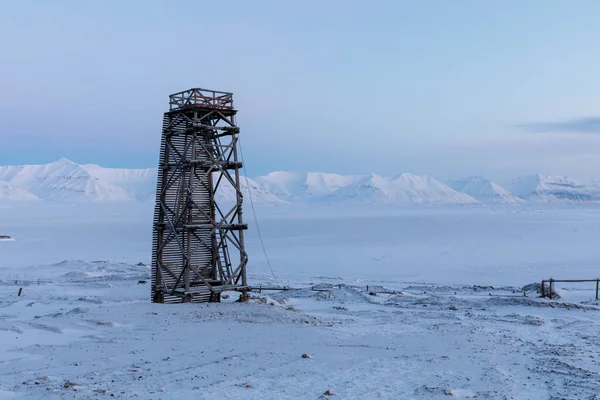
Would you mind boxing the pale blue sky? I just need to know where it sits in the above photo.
[2,0,600,181]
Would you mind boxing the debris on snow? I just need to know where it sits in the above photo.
[63,380,76,389]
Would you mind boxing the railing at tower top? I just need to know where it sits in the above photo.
[169,88,234,111]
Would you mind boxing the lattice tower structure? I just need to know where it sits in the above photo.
[151,88,248,303]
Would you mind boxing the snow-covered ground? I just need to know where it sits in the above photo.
[2,203,600,399]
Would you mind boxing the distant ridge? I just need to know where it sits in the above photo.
[255,172,362,201]
[448,176,525,204]
[0,158,131,202]
[506,174,600,203]
[2,159,600,205]
[327,173,477,205]
[0,181,40,202]
[0,159,279,204]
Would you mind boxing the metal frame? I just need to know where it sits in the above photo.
[541,278,600,300]
[151,88,248,303]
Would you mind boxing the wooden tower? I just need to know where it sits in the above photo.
[151,88,248,303]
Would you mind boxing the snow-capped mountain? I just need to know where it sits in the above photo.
[0,158,132,202]
[82,162,278,203]
[0,181,41,202]
[0,159,280,204]
[448,176,526,204]
[216,176,282,204]
[506,174,600,203]
[328,173,477,205]
[255,171,361,201]
[82,163,157,201]
[4,159,600,206]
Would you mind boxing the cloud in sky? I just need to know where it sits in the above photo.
[518,117,600,134]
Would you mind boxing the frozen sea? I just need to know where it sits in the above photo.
[3,203,600,286]
[2,203,600,399]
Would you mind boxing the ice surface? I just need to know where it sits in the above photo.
[4,203,600,286]
[2,203,600,398]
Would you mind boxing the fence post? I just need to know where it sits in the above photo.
[541,280,545,298]
[596,280,599,301]
[549,279,553,300]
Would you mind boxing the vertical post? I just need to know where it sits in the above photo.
[232,120,247,296]
[596,280,599,301]
[184,131,197,297]
[153,115,172,302]
[541,280,545,298]
[209,167,218,281]
[549,279,553,300]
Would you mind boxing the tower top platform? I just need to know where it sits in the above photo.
[169,88,234,111]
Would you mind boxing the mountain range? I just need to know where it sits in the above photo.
[1,158,599,205]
